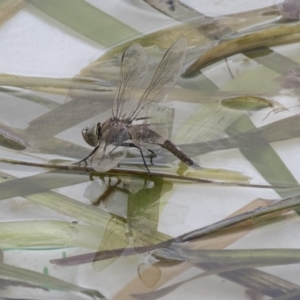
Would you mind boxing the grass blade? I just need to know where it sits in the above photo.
[0,262,106,298]
[184,23,300,76]
[225,115,300,197]
[30,0,139,46]
[0,220,102,249]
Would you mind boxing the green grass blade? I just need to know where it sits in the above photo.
[30,0,140,46]
[0,220,102,249]
[178,196,300,242]
[0,262,106,298]
[176,248,300,264]
[0,170,88,200]
[225,115,299,197]
[0,87,60,110]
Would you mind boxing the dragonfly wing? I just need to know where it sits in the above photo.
[130,218,159,253]
[90,143,128,172]
[130,217,170,253]
[93,216,128,271]
[113,43,148,119]
[128,38,188,120]
[89,125,132,171]
[128,124,167,149]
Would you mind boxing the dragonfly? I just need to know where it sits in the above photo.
[81,38,199,174]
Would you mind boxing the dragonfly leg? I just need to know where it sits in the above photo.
[92,177,121,206]
[147,149,156,165]
[76,145,100,166]
[126,143,151,175]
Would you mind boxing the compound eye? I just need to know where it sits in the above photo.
[82,123,99,147]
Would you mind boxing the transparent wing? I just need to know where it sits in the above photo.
[128,38,188,120]
[129,204,160,253]
[128,187,169,254]
[93,216,128,271]
[130,216,170,253]
[89,126,131,172]
[90,143,128,172]
[113,43,148,119]
[128,124,168,149]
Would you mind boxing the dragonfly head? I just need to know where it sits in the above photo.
[82,123,102,147]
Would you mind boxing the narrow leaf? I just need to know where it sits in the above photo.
[0,262,106,298]
[184,23,300,76]
[30,0,139,46]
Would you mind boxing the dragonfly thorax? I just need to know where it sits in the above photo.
[82,123,102,147]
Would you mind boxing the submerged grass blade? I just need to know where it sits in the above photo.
[174,248,300,264]
[199,263,300,298]
[0,74,111,92]
[133,260,300,300]
[185,168,249,183]
[95,22,210,63]
[225,115,300,197]
[0,87,60,110]
[184,22,300,76]
[172,103,243,145]
[30,0,139,46]
[245,47,299,76]
[0,220,102,249]
[96,7,280,63]
[0,262,106,298]
[177,196,300,242]
[24,92,114,139]
[27,191,112,227]
[165,114,300,172]
[0,170,89,201]
[0,122,27,151]
[136,261,300,300]
[273,289,300,300]
[0,277,49,290]
[143,0,201,21]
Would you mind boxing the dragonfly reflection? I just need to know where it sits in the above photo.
[80,38,199,174]
[92,175,168,283]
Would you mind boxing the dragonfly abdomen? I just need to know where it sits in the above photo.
[161,140,197,167]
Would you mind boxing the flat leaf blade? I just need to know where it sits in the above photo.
[30,0,140,46]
